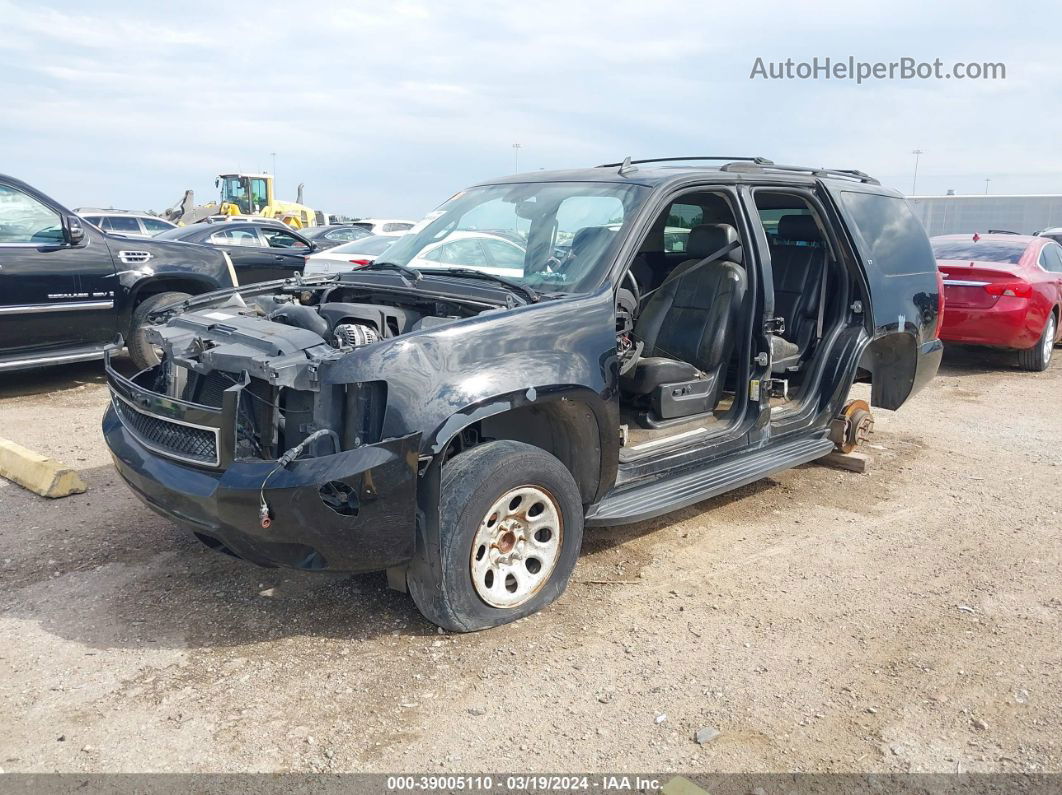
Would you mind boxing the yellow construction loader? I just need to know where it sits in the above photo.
[164,172,323,228]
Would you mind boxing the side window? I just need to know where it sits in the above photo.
[758,207,812,246]
[423,238,486,265]
[209,229,260,246]
[663,203,704,253]
[262,228,307,249]
[481,238,525,269]
[82,215,103,228]
[326,228,364,242]
[837,191,935,276]
[141,218,172,233]
[1043,244,1062,273]
[0,184,64,244]
[106,216,142,234]
[383,222,412,233]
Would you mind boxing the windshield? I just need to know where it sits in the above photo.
[379,181,648,293]
[931,239,1027,264]
[330,235,402,255]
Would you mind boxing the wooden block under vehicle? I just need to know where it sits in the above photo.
[0,438,87,498]
[817,450,871,473]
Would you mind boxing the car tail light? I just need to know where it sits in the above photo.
[349,258,372,267]
[984,281,1032,298]
[934,269,945,338]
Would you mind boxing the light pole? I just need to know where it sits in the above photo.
[271,151,277,183]
[984,177,991,195]
[512,143,522,174]
[910,149,923,195]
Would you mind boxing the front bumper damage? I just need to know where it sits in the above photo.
[103,353,419,573]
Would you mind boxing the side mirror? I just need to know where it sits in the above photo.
[66,216,85,245]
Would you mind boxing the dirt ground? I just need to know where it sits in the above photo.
[1,347,1059,775]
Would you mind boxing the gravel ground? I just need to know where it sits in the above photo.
[0,347,1059,774]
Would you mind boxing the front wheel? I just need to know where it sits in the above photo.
[1018,312,1057,372]
[408,440,584,632]
[127,291,191,370]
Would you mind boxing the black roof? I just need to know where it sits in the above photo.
[157,222,312,242]
[474,158,892,195]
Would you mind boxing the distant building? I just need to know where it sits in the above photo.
[907,194,1062,236]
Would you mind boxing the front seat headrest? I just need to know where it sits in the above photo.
[571,225,614,257]
[776,214,821,243]
[686,223,742,264]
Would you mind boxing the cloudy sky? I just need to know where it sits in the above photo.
[1,0,1059,218]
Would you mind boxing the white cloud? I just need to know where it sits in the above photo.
[1,0,1060,215]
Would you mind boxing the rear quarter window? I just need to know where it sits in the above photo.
[838,191,935,276]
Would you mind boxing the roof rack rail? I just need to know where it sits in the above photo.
[719,161,880,185]
[596,156,774,168]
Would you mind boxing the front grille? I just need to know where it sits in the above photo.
[113,393,220,466]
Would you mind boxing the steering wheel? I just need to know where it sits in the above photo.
[623,269,642,305]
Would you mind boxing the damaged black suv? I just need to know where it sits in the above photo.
[103,157,943,631]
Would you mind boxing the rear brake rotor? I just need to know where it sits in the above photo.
[829,399,874,453]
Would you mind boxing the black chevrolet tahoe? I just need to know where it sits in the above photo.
[102,157,944,631]
[0,174,237,372]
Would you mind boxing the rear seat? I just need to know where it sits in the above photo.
[768,214,827,373]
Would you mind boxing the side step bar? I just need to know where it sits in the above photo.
[585,436,834,526]
[0,344,109,372]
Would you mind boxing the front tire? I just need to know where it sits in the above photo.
[128,291,191,370]
[1018,312,1057,372]
[408,440,584,632]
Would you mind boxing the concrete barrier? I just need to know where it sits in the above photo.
[0,438,87,498]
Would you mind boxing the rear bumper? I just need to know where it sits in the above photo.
[102,358,420,573]
[940,299,1041,349]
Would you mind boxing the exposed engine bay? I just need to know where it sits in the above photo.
[145,279,500,390]
[126,278,512,469]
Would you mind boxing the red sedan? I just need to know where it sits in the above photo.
[932,233,1062,370]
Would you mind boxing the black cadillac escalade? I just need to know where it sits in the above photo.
[102,157,943,631]
[0,174,237,372]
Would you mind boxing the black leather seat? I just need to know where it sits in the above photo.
[769,214,827,373]
[622,224,747,418]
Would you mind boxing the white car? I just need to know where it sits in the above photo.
[409,230,526,277]
[1037,227,1062,245]
[352,218,416,234]
[76,209,177,237]
[303,233,404,276]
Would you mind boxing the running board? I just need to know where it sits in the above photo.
[0,344,109,372]
[585,436,834,526]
